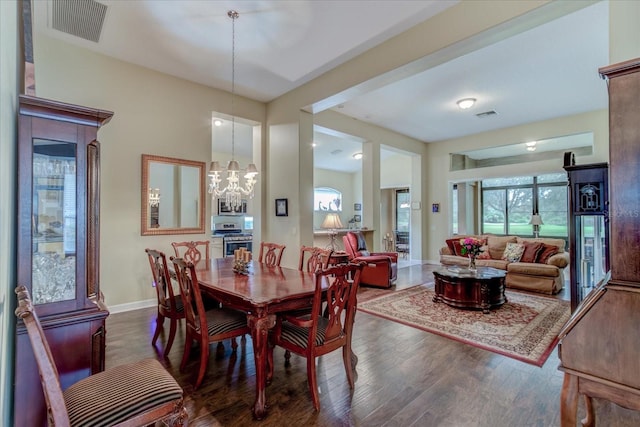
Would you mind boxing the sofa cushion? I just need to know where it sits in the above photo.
[502,242,525,262]
[507,262,560,277]
[487,235,517,260]
[477,259,509,270]
[517,237,566,252]
[520,241,544,263]
[445,238,464,256]
[536,244,559,263]
[477,244,491,259]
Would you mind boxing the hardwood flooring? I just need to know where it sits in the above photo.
[106,264,640,426]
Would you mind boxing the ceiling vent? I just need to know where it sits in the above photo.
[475,110,498,118]
[51,0,108,43]
[330,149,343,155]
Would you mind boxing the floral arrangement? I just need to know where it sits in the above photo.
[459,237,484,258]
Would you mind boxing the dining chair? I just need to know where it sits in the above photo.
[171,257,251,389]
[145,248,185,357]
[298,245,332,272]
[258,242,286,267]
[14,285,188,427]
[171,240,210,264]
[268,262,364,411]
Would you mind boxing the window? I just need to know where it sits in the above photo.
[314,187,342,211]
[481,173,567,237]
[395,189,410,231]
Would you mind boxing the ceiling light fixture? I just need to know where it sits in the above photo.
[213,119,223,127]
[353,152,363,160]
[456,98,476,110]
[527,146,537,152]
[526,141,537,147]
[208,10,258,210]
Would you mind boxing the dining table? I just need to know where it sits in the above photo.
[191,257,324,420]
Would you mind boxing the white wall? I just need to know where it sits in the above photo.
[313,168,357,229]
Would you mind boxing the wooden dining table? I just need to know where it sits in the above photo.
[191,257,323,420]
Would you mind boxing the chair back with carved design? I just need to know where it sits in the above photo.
[258,242,286,267]
[298,245,332,272]
[145,248,185,356]
[270,262,364,410]
[171,257,250,389]
[14,285,188,426]
[171,240,210,264]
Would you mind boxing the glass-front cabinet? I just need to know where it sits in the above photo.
[563,162,609,311]
[15,95,113,426]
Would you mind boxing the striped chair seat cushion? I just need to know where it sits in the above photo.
[280,316,329,348]
[173,294,185,313]
[63,358,183,427]
[203,308,248,336]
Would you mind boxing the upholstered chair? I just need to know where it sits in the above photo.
[342,231,398,288]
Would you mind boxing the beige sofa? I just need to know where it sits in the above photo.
[439,235,569,295]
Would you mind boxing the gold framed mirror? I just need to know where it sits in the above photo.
[141,154,206,236]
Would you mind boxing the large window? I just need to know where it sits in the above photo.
[481,173,567,237]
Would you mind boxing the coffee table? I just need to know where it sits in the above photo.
[433,266,507,313]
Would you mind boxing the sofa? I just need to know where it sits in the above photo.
[439,235,569,294]
[343,231,398,288]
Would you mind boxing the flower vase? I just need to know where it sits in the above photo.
[468,255,477,272]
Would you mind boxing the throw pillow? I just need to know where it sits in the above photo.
[536,244,559,264]
[446,238,464,256]
[501,242,525,262]
[476,245,491,259]
[520,241,544,263]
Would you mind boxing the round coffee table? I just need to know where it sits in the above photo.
[433,266,507,313]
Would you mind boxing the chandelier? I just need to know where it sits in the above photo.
[208,10,258,210]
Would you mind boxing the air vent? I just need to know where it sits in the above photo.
[51,0,107,43]
[475,110,498,118]
[330,149,343,155]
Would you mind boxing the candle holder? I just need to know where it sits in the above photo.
[233,259,250,275]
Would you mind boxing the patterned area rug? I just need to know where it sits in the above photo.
[357,284,570,366]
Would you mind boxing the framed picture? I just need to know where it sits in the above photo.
[354,203,362,211]
[432,203,440,213]
[354,214,361,222]
[275,198,288,217]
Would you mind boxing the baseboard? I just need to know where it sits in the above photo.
[108,298,156,314]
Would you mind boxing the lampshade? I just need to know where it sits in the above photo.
[321,213,343,230]
[529,214,544,226]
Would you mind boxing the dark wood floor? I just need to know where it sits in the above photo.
[106,264,640,426]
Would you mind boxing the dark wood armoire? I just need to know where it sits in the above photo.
[14,95,113,426]
[557,58,640,425]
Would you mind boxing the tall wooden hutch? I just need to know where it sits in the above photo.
[558,59,640,425]
[14,95,113,426]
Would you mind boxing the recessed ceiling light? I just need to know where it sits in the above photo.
[526,141,537,147]
[527,146,537,152]
[456,98,476,110]
[311,142,317,148]
[353,152,363,160]
[213,119,223,127]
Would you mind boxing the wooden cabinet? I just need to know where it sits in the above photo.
[14,95,113,426]
[557,58,640,426]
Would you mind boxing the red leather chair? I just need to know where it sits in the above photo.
[343,231,397,288]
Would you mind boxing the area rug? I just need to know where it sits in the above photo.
[357,284,570,366]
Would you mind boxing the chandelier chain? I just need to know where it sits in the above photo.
[229,10,237,160]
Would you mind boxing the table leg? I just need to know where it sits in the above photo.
[560,373,579,427]
[247,313,276,420]
[480,282,490,314]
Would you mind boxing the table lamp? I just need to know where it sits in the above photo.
[321,213,343,251]
[529,214,544,238]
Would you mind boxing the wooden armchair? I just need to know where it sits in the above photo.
[172,257,251,389]
[258,242,286,267]
[343,231,397,288]
[171,240,210,264]
[145,248,185,357]
[268,262,364,410]
[14,285,188,426]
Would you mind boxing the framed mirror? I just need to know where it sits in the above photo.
[141,154,206,236]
